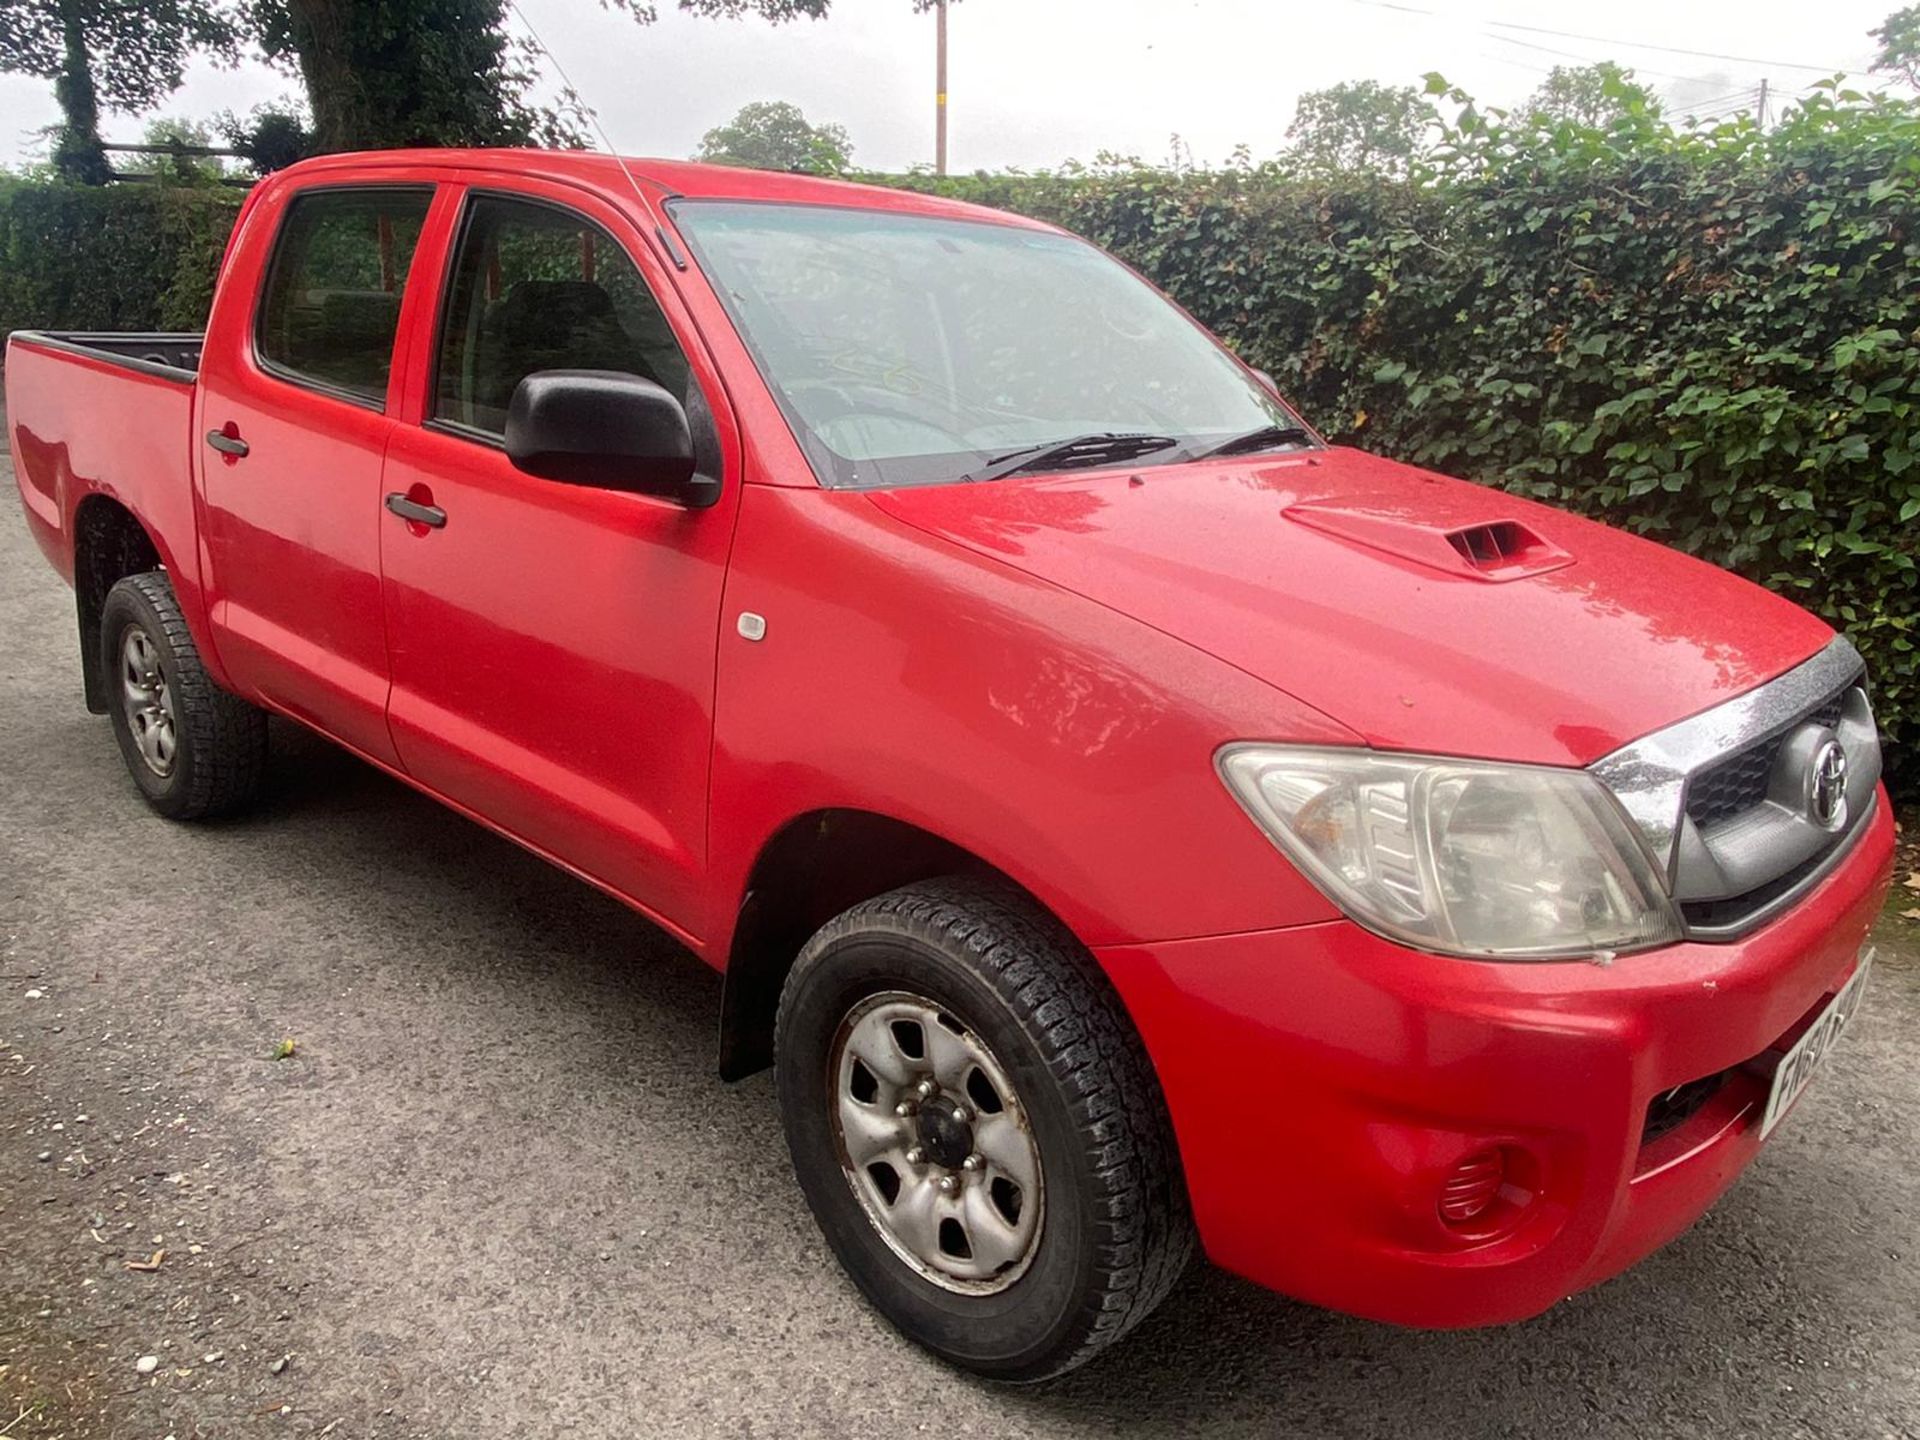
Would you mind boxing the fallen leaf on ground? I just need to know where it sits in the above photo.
[1902,907,1920,921]
[124,1249,166,1273]
[269,1038,297,1061]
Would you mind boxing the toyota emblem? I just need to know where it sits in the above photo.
[1807,739,1849,831]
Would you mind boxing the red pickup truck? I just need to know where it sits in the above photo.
[8,150,1893,1380]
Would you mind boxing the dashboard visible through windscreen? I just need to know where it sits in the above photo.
[671,201,1307,490]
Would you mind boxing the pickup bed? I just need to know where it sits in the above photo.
[8,150,1894,1381]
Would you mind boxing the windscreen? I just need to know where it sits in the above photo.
[672,201,1306,489]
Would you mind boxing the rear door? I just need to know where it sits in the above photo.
[196,184,436,764]
[377,181,742,937]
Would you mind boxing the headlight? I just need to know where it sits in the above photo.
[1216,745,1681,960]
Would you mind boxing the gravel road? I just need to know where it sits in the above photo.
[3,443,1918,1439]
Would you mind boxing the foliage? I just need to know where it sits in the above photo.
[1875,5,1920,87]
[217,101,315,175]
[121,118,230,186]
[0,0,241,182]
[246,0,579,152]
[697,100,852,174]
[1525,62,1661,127]
[885,87,1920,793]
[247,0,898,154]
[1,75,1913,793]
[0,179,241,335]
[1284,80,1431,176]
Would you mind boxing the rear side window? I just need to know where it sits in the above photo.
[433,194,692,437]
[256,189,433,406]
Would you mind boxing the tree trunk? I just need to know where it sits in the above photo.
[279,0,370,152]
[51,0,110,184]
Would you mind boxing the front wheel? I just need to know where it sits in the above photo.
[775,878,1193,1381]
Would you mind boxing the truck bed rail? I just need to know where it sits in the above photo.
[7,331,204,383]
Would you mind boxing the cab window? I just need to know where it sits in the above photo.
[433,194,692,438]
[256,188,432,406]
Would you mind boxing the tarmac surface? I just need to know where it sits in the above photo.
[3,442,1918,1439]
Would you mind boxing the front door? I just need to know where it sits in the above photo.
[196,185,435,765]
[377,184,740,937]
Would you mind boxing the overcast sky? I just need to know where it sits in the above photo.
[0,0,1900,174]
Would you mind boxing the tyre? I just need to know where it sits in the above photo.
[775,877,1193,1382]
[100,571,268,820]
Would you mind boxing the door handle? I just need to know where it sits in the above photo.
[385,492,447,529]
[205,429,250,459]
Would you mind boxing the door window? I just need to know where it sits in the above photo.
[433,194,692,437]
[255,189,432,406]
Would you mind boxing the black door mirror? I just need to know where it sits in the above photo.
[505,370,719,508]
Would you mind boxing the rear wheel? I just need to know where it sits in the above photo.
[775,877,1192,1381]
[101,572,267,820]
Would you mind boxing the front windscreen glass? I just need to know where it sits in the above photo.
[671,201,1311,489]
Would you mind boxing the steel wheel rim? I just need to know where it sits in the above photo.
[827,989,1044,1295]
[120,625,178,778]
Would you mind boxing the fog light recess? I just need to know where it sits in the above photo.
[1436,1146,1538,1239]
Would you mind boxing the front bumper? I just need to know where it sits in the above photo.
[1095,788,1895,1328]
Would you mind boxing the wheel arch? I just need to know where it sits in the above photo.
[72,494,164,714]
[718,808,1077,1081]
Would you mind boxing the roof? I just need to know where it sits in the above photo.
[270,148,1052,231]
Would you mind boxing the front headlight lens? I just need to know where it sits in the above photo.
[1217,745,1681,959]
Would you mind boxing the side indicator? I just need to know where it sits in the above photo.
[737,612,768,642]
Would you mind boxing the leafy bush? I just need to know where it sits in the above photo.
[0,179,242,338]
[0,89,1912,794]
[885,90,1919,795]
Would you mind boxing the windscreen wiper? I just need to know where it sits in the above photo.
[962,432,1181,483]
[1188,423,1316,462]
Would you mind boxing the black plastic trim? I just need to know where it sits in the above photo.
[654,225,689,271]
[1680,791,1879,939]
[8,330,200,385]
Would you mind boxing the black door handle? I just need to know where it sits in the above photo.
[206,429,250,458]
[385,493,447,529]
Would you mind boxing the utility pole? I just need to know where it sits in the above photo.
[935,0,949,175]
[1756,77,1769,130]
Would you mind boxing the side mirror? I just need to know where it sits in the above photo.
[505,370,719,508]
[1252,368,1282,397]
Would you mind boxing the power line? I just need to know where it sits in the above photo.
[1486,32,1698,83]
[1333,0,1868,76]
[1672,85,1765,111]
[1484,18,1859,75]
[1691,99,1756,120]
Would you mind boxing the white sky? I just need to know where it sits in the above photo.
[0,0,1900,174]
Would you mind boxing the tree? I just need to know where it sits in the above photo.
[1873,5,1920,87]
[0,0,241,183]
[245,0,577,153]
[251,0,953,156]
[248,0,855,155]
[217,100,315,176]
[121,116,228,185]
[696,100,851,173]
[1285,80,1429,176]
[1525,62,1662,127]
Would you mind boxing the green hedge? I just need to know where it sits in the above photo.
[1,97,1912,793]
[887,94,1918,796]
[0,180,242,339]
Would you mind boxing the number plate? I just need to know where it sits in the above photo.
[1759,949,1873,1141]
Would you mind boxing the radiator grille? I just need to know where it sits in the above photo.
[1682,688,1851,831]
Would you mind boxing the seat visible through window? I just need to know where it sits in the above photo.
[434,196,692,436]
[473,280,654,417]
[257,190,431,404]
